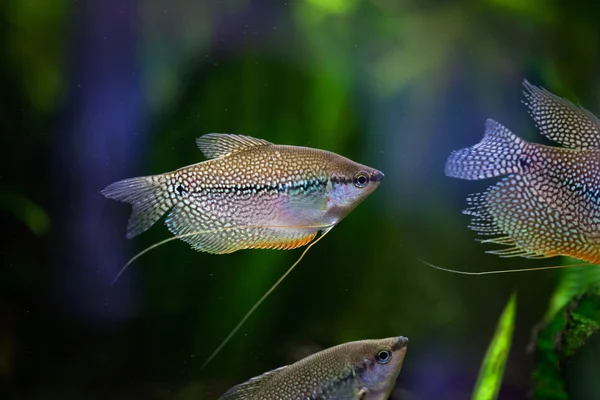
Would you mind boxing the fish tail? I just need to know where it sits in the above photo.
[101,174,172,238]
[445,119,527,180]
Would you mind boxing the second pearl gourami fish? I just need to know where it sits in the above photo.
[218,336,408,400]
[445,80,600,265]
[102,133,384,365]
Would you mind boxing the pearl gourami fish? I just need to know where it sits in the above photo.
[103,134,383,257]
[218,336,408,400]
[445,79,600,268]
[102,133,384,364]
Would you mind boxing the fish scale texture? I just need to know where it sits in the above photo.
[163,146,331,253]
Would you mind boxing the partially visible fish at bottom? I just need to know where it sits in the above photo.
[218,336,408,400]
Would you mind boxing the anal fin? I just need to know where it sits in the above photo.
[245,231,317,251]
[165,200,320,254]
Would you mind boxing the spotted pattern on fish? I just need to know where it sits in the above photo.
[445,80,600,264]
[522,80,600,149]
[218,337,408,400]
[102,134,384,254]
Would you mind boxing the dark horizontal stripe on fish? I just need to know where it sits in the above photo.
[177,178,329,196]
[330,176,354,185]
[536,172,600,202]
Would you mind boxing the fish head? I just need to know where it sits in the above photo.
[326,157,384,220]
[350,336,408,399]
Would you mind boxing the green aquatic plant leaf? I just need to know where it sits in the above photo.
[471,292,517,400]
[543,258,600,323]
[532,283,600,400]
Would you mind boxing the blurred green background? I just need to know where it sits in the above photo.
[1,0,599,399]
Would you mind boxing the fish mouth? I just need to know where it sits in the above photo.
[371,170,385,182]
[392,336,408,351]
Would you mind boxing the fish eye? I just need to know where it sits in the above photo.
[376,348,392,364]
[353,172,369,188]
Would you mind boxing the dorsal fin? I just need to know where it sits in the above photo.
[196,133,272,159]
[218,366,286,400]
[522,79,600,149]
[445,119,525,180]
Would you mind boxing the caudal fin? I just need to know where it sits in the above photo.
[101,175,172,238]
[445,119,527,180]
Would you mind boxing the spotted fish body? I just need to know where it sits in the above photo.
[102,134,384,254]
[218,336,408,400]
[445,80,600,263]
